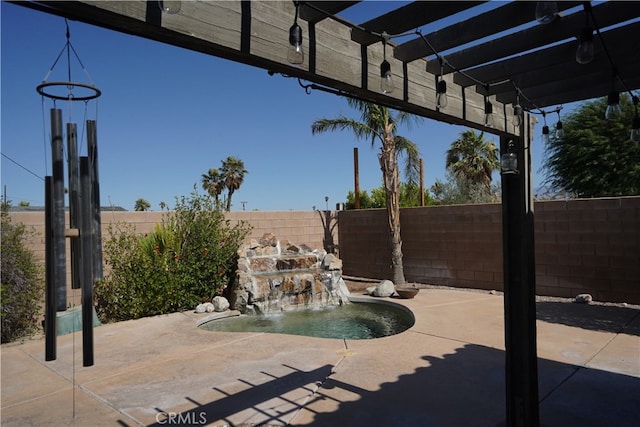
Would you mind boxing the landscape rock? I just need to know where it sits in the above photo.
[322,253,343,271]
[372,280,395,297]
[574,294,593,304]
[212,296,230,312]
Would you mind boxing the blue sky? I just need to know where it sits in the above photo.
[2,2,564,211]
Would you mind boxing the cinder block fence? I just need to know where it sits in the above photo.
[9,196,639,306]
[338,196,640,304]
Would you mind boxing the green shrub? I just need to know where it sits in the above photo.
[1,208,44,343]
[95,190,251,322]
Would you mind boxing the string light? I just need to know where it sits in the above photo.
[287,2,638,138]
[541,111,550,144]
[554,110,564,139]
[436,57,447,109]
[576,2,594,64]
[484,93,494,128]
[576,28,594,64]
[605,87,622,122]
[287,1,304,65]
[380,32,394,94]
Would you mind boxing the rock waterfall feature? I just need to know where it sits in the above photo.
[229,233,349,314]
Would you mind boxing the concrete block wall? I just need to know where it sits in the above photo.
[337,205,503,291]
[8,196,639,305]
[338,197,640,304]
[534,197,640,304]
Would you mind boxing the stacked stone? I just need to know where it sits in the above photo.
[230,233,348,314]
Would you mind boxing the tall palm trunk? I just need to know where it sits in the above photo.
[379,140,405,285]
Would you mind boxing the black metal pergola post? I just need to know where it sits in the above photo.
[500,114,539,426]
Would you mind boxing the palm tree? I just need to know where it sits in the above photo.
[446,130,499,191]
[220,156,247,212]
[311,98,421,285]
[201,168,224,208]
[134,198,151,212]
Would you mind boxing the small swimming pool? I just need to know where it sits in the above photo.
[198,299,415,340]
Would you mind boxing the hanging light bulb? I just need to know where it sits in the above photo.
[535,1,558,24]
[631,96,640,143]
[605,91,622,121]
[501,139,518,175]
[555,110,564,138]
[436,58,447,109]
[158,0,181,14]
[287,1,304,65]
[513,105,523,128]
[576,27,594,64]
[484,98,494,128]
[380,33,394,94]
[555,121,564,139]
[541,111,550,143]
[436,79,448,109]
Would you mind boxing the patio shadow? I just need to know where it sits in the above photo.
[536,301,640,336]
[144,343,639,427]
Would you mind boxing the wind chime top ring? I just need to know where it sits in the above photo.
[36,81,102,102]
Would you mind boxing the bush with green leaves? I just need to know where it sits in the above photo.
[95,190,252,322]
[1,207,44,343]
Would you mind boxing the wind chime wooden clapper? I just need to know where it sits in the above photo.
[37,20,102,366]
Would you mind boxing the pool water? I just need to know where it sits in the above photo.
[199,301,414,339]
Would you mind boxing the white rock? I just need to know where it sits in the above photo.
[195,303,207,313]
[204,302,215,312]
[212,296,230,312]
[372,280,395,297]
[574,294,593,304]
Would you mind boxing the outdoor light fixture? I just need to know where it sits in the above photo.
[576,3,594,64]
[513,104,523,128]
[501,140,518,175]
[542,111,550,144]
[436,79,448,109]
[158,0,181,14]
[287,1,304,65]
[631,96,640,143]
[380,33,394,94]
[535,1,558,24]
[484,97,494,128]
[436,58,447,109]
[576,27,595,64]
[513,91,523,129]
[555,110,564,139]
[605,90,622,121]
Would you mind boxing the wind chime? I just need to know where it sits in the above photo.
[37,20,102,367]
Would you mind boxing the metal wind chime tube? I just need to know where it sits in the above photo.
[87,120,103,282]
[50,108,68,311]
[80,156,94,367]
[67,122,81,290]
[44,176,56,361]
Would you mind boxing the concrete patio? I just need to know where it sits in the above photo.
[2,287,639,426]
